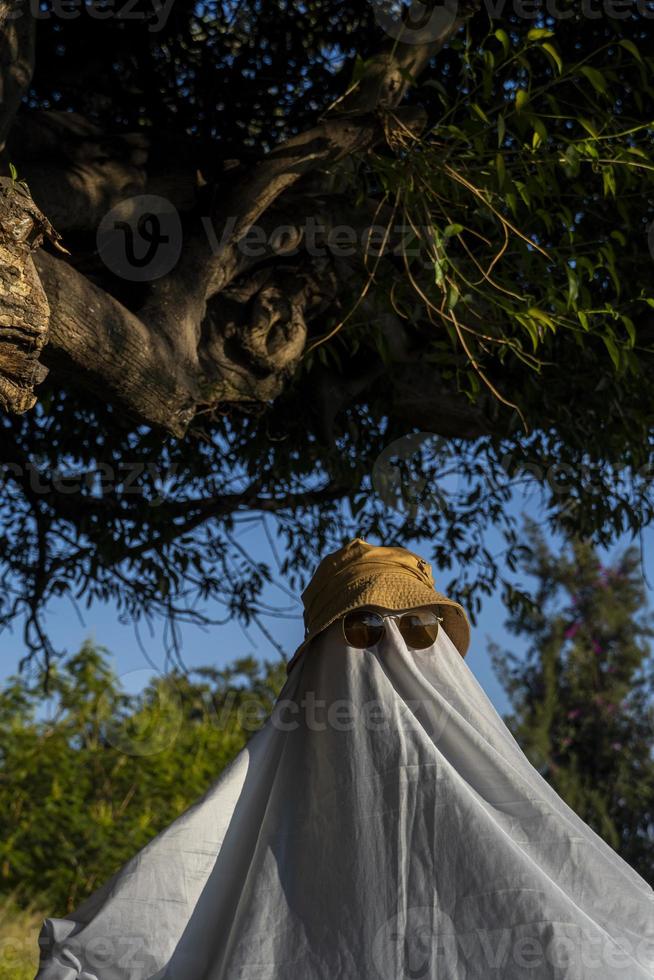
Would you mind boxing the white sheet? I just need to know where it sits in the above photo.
[34,619,654,979]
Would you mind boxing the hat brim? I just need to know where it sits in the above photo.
[286,573,470,673]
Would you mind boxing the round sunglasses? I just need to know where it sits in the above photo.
[341,608,443,650]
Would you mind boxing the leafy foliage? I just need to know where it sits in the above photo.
[0,641,286,913]
[356,27,654,410]
[490,517,654,884]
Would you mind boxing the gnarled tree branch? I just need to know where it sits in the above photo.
[1,13,478,435]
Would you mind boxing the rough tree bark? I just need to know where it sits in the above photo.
[0,178,66,413]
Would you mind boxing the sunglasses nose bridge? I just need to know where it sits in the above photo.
[366,615,403,651]
[384,616,403,639]
[342,609,440,650]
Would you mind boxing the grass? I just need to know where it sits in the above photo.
[0,893,44,979]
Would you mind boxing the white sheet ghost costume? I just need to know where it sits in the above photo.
[34,540,654,979]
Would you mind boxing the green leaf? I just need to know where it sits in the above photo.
[505,191,518,217]
[542,42,563,75]
[619,39,642,63]
[602,168,616,198]
[533,117,547,140]
[443,223,464,238]
[602,334,620,370]
[496,152,506,190]
[621,315,636,347]
[497,114,506,147]
[494,28,510,58]
[466,370,481,396]
[580,66,608,95]
[9,162,17,181]
[515,179,530,206]
[577,257,595,279]
[627,146,649,159]
[561,144,580,178]
[515,89,529,112]
[579,117,599,138]
[527,28,554,40]
[520,316,540,351]
[566,266,579,309]
[471,103,490,124]
[528,307,556,330]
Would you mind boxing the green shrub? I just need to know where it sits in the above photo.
[0,643,286,916]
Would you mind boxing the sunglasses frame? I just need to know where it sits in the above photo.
[341,608,444,650]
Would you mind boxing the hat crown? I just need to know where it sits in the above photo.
[288,537,471,672]
[302,537,435,629]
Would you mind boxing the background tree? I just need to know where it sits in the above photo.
[0,0,653,670]
[0,640,286,913]
[490,517,654,884]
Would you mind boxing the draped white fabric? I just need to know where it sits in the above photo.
[35,618,654,979]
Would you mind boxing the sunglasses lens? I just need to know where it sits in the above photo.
[399,610,440,649]
[343,610,384,648]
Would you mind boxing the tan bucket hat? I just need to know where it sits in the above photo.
[286,537,471,673]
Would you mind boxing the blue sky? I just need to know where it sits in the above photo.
[2,478,652,718]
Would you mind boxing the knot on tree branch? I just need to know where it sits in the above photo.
[199,266,330,404]
[238,283,308,374]
[0,177,65,413]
